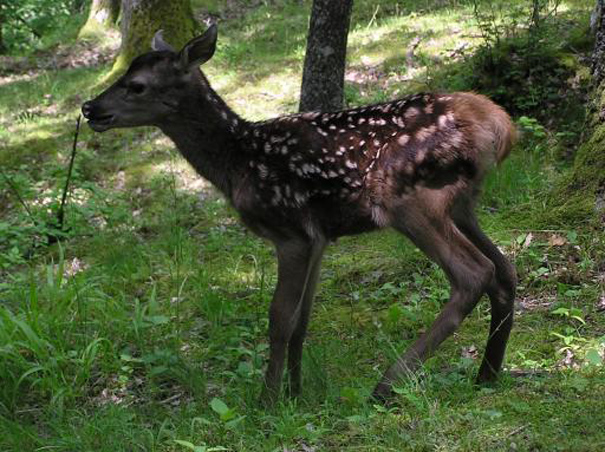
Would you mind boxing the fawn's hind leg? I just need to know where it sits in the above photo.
[451,199,515,382]
[372,196,494,401]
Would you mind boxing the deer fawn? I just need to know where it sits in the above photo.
[82,25,517,404]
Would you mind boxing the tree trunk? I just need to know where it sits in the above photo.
[112,0,197,74]
[593,0,605,84]
[78,0,121,40]
[548,0,605,225]
[0,6,5,55]
[299,0,353,112]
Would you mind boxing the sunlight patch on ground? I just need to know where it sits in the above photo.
[151,159,213,194]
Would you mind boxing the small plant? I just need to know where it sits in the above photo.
[173,439,228,452]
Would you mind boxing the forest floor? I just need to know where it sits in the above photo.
[1,1,604,451]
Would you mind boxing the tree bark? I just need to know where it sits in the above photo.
[112,0,197,74]
[78,0,121,40]
[548,0,605,225]
[0,6,5,55]
[299,0,353,112]
[593,0,605,84]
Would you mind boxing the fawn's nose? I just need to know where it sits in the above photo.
[81,101,93,119]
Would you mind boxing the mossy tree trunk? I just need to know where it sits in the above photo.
[78,0,121,40]
[111,0,197,75]
[299,0,353,112]
[593,0,605,83]
[551,1,605,225]
[0,7,5,54]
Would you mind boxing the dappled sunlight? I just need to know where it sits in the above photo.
[151,158,213,194]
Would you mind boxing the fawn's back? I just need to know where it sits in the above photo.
[235,91,515,240]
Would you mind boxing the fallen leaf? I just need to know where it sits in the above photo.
[549,234,567,247]
[523,233,534,248]
[597,294,605,312]
[558,348,577,369]
[461,345,478,360]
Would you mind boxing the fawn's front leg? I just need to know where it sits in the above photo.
[261,236,325,406]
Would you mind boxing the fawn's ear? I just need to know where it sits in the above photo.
[178,24,218,69]
[151,30,176,52]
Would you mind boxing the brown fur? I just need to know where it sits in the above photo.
[448,92,518,164]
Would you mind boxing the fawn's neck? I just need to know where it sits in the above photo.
[159,71,250,198]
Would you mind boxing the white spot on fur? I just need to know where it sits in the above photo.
[397,134,410,146]
[258,164,269,179]
[404,107,420,120]
[438,114,449,128]
[415,148,427,163]
[416,125,437,142]
[294,192,306,203]
[392,116,405,128]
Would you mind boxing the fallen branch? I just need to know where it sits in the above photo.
[56,115,81,230]
[406,36,422,67]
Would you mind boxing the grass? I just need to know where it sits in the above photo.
[1,1,604,451]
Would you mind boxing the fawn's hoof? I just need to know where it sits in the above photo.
[475,366,499,385]
[259,388,279,409]
[370,381,394,404]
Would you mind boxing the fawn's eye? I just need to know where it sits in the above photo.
[128,82,146,95]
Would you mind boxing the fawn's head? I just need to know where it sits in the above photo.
[82,25,218,132]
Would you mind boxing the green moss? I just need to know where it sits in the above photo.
[78,0,120,41]
[110,0,198,77]
[545,86,605,227]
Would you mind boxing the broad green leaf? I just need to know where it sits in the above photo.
[585,349,602,366]
[174,439,198,450]
[210,398,230,416]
